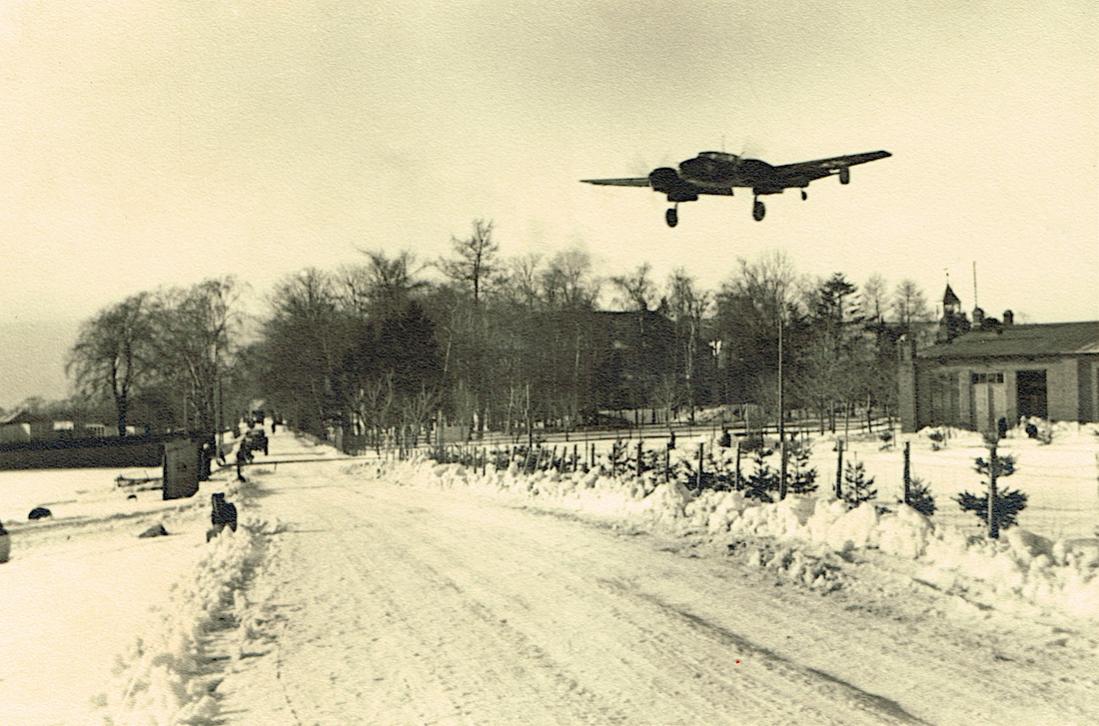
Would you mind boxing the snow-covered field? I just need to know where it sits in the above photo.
[0,450,288,724]
[1,424,1098,724]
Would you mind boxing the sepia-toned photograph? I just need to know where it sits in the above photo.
[1,2,1097,723]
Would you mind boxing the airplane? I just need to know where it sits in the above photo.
[582,149,891,227]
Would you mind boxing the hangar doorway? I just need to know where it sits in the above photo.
[1016,369,1048,420]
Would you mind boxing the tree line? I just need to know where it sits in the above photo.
[62,277,244,437]
[60,220,934,443]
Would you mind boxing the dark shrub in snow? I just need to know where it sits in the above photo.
[955,453,1027,533]
[784,439,818,495]
[841,460,876,508]
[28,507,52,520]
[138,523,169,538]
[956,489,1028,531]
[906,476,936,516]
[743,449,779,503]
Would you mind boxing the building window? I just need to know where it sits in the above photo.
[971,372,1004,384]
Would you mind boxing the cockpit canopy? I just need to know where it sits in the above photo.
[697,151,740,163]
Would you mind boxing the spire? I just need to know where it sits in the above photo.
[943,284,961,308]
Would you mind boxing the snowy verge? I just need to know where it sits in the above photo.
[361,458,1099,623]
[96,514,286,725]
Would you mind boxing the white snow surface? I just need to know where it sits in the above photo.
[3,427,1099,724]
[378,454,1099,623]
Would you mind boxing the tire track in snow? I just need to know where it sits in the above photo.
[221,452,1099,725]
[597,580,927,725]
[354,484,881,724]
[332,487,631,724]
[475,482,1099,723]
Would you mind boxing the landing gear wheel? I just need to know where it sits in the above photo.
[665,207,678,228]
[800,190,808,201]
[752,199,766,222]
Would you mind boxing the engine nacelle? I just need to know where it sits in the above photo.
[839,167,851,185]
[649,167,699,202]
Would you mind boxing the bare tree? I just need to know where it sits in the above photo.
[667,268,711,422]
[359,249,429,318]
[149,277,243,434]
[439,219,500,306]
[860,274,889,323]
[67,293,152,436]
[500,253,544,309]
[400,385,440,448]
[260,269,344,433]
[714,251,802,408]
[353,372,394,451]
[540,247,601,309]
[892,279,930,328]
[610,262,657,312]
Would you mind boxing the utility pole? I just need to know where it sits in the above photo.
[213,344,221,444]
[778,312,787,500]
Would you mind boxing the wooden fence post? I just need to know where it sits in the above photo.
[988,442,999,539]
[834,440,844,499]
[734,441,742,488]
[664,445,670,482]
[903,441,911,505]
[636,440,643,478]
[696,442,704,490]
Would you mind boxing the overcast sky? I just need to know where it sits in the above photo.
[1,1,1096,406]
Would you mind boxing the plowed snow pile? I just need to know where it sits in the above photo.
[368,456,1099,623]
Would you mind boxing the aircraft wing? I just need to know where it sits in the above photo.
[580,177,651,187]
[774,150,891,183]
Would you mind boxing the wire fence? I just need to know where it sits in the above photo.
[338,421,1099,541]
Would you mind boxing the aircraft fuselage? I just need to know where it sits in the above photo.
[678,152,782,190]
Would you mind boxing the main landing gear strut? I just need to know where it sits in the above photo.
[752,197,766,222]
[665,205,678,228]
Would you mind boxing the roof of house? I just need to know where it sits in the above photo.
[0,409,50,425]
[919,321,1099,360]
[942,284,961,306]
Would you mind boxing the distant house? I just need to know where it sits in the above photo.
[0,410,53,443]
[899,305,1099,432]
[83,422,109,437]
[0,411,134,444]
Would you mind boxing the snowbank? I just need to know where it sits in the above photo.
[97,515,284,725]
[365,458,1099,623]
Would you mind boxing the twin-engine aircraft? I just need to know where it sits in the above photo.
[582,149,891,227]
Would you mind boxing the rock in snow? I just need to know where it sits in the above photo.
[138,523,169,538]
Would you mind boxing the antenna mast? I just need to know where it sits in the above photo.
[972,261,978,310]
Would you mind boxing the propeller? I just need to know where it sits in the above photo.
[629,149,677,175]
[734,136,766,160]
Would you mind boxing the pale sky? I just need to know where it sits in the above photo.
[1,1,1096,406]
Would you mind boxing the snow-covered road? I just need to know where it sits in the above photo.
[214,435,1099,725]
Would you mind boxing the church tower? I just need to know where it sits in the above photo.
[937,283,970,342]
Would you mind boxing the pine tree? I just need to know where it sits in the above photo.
[744,449,779,502]
[907,476,936,516]
[784,439,818,494]
[955,453,1027,531]
[842,459,876,508]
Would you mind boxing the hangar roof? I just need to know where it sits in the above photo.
[919,321,1099,359]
